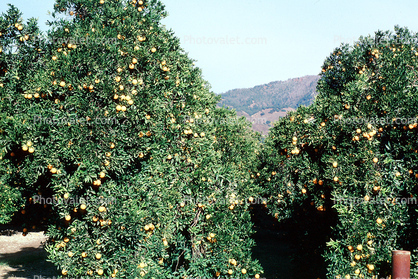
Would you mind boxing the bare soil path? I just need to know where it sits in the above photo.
[0,227,58,279]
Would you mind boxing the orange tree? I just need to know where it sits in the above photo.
[0,5,48,225]
[0,1,264,278]
[259,26,418,278]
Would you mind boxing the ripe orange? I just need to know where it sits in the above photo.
[95,253,102,260]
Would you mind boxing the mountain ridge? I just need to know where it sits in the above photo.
[217,75,320,135]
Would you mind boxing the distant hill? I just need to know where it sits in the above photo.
[217,75,320,135]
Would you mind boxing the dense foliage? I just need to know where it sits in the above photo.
[259,26,418,278]
[0,1,264,278]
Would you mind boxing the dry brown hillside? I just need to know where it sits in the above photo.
[217,75,319,135]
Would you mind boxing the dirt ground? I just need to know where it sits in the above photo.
[0,228,58,279]
[0,225,304,279]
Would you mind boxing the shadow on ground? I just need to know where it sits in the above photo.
[0,226,58,279]
[251,204,329,279]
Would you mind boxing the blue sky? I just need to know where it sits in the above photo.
[2,0,418,93]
